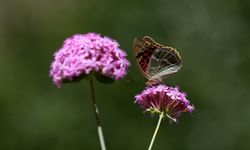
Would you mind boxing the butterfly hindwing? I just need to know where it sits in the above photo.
[147,47,182,80]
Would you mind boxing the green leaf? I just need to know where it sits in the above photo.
[62,74,88,84]
[94,73,114,84]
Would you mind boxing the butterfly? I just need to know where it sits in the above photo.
[133,36,182,85]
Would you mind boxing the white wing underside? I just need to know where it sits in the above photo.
[146,48,182,81]
[151,65,181,80]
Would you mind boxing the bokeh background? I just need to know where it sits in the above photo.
[1,0,250,149]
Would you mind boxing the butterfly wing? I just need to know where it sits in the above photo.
[133,36,163,79]
[146,47,182,81]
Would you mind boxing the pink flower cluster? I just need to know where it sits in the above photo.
[135,85,194,121]
[50,33,130,87]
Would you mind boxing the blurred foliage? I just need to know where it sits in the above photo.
[0,0,250,150]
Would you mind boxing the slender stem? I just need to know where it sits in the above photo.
[89,75,106,150]
[148,112,164,150]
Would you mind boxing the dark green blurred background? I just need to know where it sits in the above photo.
[1,0,250,149]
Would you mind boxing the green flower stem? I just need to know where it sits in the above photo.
[148,112,164,150]
[89,75,106,150]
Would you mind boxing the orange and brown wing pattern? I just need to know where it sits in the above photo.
[133,36,163,78]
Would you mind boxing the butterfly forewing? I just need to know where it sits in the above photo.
[133,37,159,78]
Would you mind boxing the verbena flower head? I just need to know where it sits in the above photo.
[135,84,194,122]
[50,33,130,87]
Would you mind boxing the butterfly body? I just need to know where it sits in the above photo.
[133,36,182,86]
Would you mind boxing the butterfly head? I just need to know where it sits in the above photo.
[146,77,162,86]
